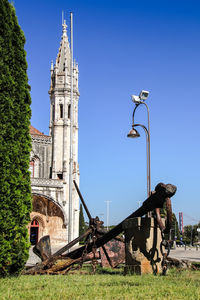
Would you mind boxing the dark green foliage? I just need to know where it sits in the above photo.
[79,204,86,239]
[183,223,200,245]
[0,0,32,276]
[171,213,180,240]
[156,205,180,240]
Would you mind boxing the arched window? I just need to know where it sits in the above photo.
[34,158,40,178]
[29,161,34,177]
[30,219,39,245]
[30,156,40,178]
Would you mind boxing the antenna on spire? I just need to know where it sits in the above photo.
[62,10,64,25]
[51,60,54,71]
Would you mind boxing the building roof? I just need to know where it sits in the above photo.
[30,125,44,136]
[30,125,51,142]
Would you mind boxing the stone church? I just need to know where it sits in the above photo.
[28,20,80,246]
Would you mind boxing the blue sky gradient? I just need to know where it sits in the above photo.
[13,0,200,226]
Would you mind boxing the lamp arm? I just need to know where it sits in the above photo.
[134,124,149,140]
[132,103,140,127]
[132,101,150,134]
[134,124,151,197]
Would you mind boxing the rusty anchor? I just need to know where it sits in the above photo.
[24,182,176,275]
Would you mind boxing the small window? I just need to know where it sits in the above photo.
[68,105,71,119]
[60,104,63,118]
[30,156,40,178]
[29,161,34,177]
[57,173,63,180]
[30,219,39,245]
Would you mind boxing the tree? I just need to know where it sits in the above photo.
[159,206,180,240]
[0,0,32,276]
[183,223,200,245]
[79,204,86,239]
[171,213,180,241]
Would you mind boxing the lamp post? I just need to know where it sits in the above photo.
[105,201,111,231]
[127,90,151,198]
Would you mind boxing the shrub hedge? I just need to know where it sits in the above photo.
[0,0,32,277]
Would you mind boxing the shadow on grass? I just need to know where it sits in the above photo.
[99,281,141,287]
[95,267,123,275]
[71,265,124,275]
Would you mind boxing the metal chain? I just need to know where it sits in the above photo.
[160,232,170,275]
[79,235,90,269]
[149,248,158,275]
[91,235,98,274]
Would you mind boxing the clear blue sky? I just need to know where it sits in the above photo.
[13,0,200,226]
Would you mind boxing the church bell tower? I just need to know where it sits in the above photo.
[49,19,80,241]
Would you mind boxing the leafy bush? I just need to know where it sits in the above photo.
[0,0,32,276]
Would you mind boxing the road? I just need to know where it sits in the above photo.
[169,247,200,262]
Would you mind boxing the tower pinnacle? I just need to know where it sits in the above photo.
[62,20,67,37]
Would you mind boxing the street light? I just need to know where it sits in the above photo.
[127,90,151,198]
[105,201,111,231]
[127,127,140,138]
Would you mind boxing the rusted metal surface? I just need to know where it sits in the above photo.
[53,228,93,257]
[24,182,176,275]
[154,196,173,274]
[100,239,125,268]
[73,180,92,222]
[33,235,51,261]
[66,183,176,260]
[24,253,101,275]
[165,198,173,233]
[155,197,173,233]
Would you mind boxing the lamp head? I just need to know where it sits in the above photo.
[139,90,149,101]
[131,95,140,104]
[127,128,140,138]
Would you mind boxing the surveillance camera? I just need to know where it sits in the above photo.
[139,90,149,100]
[131,95,140,103]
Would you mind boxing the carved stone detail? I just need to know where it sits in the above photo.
[31,178,63,188]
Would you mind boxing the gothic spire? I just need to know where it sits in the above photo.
[62,20,67,37]
[55,19,70,73]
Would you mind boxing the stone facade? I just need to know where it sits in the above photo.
[28,20,80,246]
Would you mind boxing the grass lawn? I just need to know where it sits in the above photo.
[0,267,199,300]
